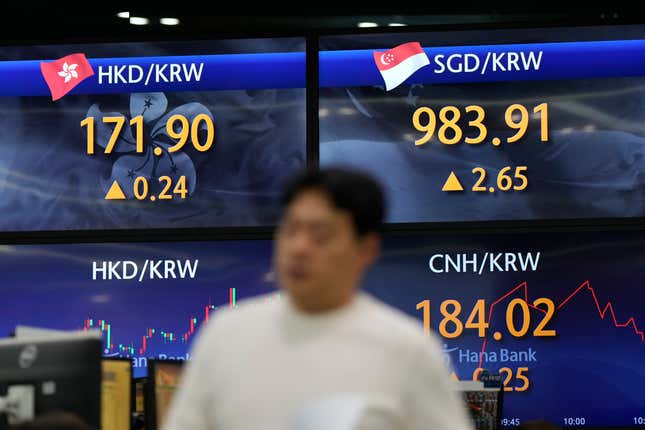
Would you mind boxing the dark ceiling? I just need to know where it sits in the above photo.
[2,2,644,44]
[0,1,642,48]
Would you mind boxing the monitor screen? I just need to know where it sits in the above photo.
[132,378,146,430]
[457,383,503,430]
[0,239,276,378]
[0,37,305,231]
[134,378,145,414]
[148,360,183,430]
[319,24,645,223]
[101,359,132,430]
[363,228,644,427]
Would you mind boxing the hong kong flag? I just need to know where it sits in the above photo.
[373,42,430,91]
[40,53,94,101]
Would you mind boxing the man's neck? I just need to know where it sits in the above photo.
[290,291,357,315]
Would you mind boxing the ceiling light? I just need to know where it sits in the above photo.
[129,17,149,26]
[160,17,180,26]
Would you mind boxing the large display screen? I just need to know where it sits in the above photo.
[0,37,305,231]
[0,239,277,378]
[319,25,645,223]
[367,228,644,428]
[1,229,642,427]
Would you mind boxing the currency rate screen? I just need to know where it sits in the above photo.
[1,229,643,427]
[0,240,278,378]
[319,25,645,223]
[367,229,645,428]
[0,37,305,231]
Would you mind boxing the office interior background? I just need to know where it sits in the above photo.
[0,2,644,430]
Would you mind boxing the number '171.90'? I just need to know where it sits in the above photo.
[81,114,214,155]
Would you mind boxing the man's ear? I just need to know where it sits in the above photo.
[359,233,381,269]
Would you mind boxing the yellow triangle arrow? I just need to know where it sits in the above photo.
[442,172,464,192]
[105,180,126,200]
[450,372,460,381]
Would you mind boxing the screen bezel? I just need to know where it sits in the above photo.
[101,357,133,430]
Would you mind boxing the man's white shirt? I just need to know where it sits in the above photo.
[162,291,473,430]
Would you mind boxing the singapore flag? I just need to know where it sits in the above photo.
[373,42,430,91]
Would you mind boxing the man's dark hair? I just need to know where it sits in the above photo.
[280,167,386,236]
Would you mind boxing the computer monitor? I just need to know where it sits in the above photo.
[101,358,132,430]
[455,381,503,430]
[132,378,146,430]
[0,332,102,429]
[144,360,184,430]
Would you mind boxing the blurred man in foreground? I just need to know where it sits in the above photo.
[163,167,472,430]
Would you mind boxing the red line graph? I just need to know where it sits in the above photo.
[558,280,644,341]
[478,280,643,368]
